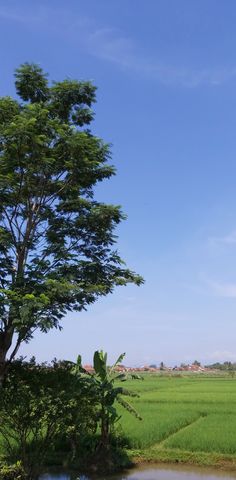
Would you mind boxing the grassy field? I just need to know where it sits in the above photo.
[117,373,236,468]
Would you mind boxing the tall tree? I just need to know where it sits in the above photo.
[0,63,143,382]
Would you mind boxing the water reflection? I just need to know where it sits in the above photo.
[40,474,90,480]
[40,465,236,480]
[40,475,72,480]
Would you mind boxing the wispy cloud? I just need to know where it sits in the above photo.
[0,6,46,24]
[85,26,236,87]
[1,5,236,88]
[206,350,236,362]
[208,230,236,246]
[206,278,236,298]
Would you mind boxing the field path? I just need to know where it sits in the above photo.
[151,413,206,450]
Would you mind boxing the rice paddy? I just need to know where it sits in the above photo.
[117,373,236,465]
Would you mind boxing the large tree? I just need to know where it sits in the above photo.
[0,63,143,382]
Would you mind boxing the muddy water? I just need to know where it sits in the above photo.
[40,464,236,480]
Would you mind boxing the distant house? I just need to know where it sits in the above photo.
[114,364,127,372]
[83,364,94,373]
[172,363,210,373]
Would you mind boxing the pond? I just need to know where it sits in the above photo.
[40,464,236,480]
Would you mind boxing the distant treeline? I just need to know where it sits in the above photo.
[205,361,236,371]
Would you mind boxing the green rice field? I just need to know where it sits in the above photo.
[117,374,236,467]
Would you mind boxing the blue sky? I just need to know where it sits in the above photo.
[1,0,236,366]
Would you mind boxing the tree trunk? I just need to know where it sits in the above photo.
[0,329,14,386]
[99,409,110,452]
[0,349,8,387]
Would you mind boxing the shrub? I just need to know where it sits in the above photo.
[0,462,27,480]
[0,359,97,478]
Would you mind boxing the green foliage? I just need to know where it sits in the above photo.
[0,462,27,480]
[0,354,141,476]
[15,63,49,103]
[0,63,143,376]
[74,351,141,454]
[0,359,97,478]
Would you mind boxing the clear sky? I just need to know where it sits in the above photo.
[1,0,236,366]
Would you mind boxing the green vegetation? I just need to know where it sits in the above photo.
[0,63,143,383]
[0,62,143,478]
[74,351,141,454]
[0,358,97,478]
[0,462,27,480]
[2,365,236,475]
[71,351,142,472]
[0,353,142,478]
[205,361,236,372]
[116,373,236,468]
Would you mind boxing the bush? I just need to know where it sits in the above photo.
[0,359,97,478]
[0,462,27,480]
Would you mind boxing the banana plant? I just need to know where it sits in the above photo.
[74,351,142,452]
[93,350,142,451]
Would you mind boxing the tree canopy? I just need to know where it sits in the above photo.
[0,63,143,380]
